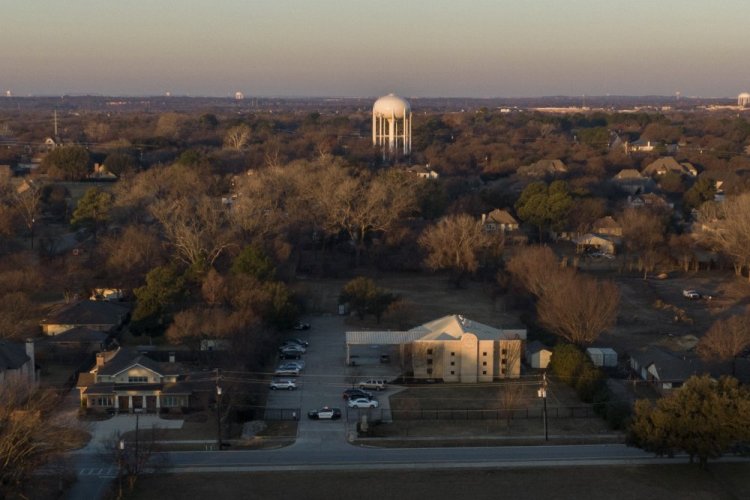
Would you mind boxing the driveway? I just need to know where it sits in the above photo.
[266,314,401,450]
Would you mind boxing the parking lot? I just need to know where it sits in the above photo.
[266,314,401,448]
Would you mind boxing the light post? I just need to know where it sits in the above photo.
[537,372,549,441]
[118,438,124,500]
[216,385,222,450]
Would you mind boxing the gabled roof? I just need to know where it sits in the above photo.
[96,348,182,377]
[642,157,696,177]
[486,209,518,226]
[0,341,30,371]
[43,327,110,343]
[42,300,129,326]
[613,169,644,180]
[629,346,711,382]
[526,340,551,354]
[593,216,620,230]
[410,315,526,342]
[518,159,567,177]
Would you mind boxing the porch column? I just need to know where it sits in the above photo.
[156,394,161,409]
[141,395,146,409]
[114,396,119,411]
[128,395,133,413]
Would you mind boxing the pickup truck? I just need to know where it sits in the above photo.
[682,289,701,300]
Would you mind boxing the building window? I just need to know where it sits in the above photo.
[450,371,455,375]
[483,352,488,356]
[482,370,487,375]
[482,361,487,366]
[450,352,455,356]
[427,359,433,365]
[426,368,433,375]
[427,349,433,355]
[128,376,148,383]
[93,396,113,407]
[502,349,507,356]
[450,361,455,366]
[162,396,180,407]
[501,359,507,365]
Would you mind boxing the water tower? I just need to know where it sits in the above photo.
[739,92,750,108]
[372,93,411,157]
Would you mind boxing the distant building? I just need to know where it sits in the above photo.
[642,157,697,177]
[517,159,567,178]
[373,94,412,157]
[235,91,244,100]
[739,92,750,108]
[0,339,36,386]
[481,209,519,234]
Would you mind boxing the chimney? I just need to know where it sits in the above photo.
[96,352,106,367]
[169,352,175,364]
[25,339,36,384]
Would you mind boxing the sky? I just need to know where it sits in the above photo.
[1,0,749,98]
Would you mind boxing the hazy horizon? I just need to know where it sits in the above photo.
[3,1,749,98]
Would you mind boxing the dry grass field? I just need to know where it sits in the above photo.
[125,464,750,500]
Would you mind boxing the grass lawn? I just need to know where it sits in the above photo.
[126,464,750,500]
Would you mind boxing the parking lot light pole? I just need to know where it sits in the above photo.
[118,438,124,500]
[216,384,222,450]
[537,372,548,441]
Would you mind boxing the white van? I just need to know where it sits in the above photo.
[358,379,387,391]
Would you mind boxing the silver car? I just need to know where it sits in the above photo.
[270,379,297,390]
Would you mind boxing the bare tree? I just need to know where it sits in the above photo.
[105,425,167,496]
[697,314,750,376]
[101,225,166,287]
[11,182,42,248]
[223,124,251,151]
[505,245,570,298]
[151,195,235,270]
[0,384,83,497]
[537,273,620,346]
[699,193,750,281]
[620,207,666,279]
[498,381,524,428]
[419,214,494,287]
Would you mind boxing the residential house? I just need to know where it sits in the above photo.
[628,346,710,393]
[76,348,210,413]
[642,157,698,178]
[612,169,654,195]
[627,193,673,210]
[345,315,526,383]
[407,164,439,180]
[38,327,111,357]
[626,138,658,153]
[517,159,568,178]
[586,347,618,367]
[592,216,622,237]
[89,163,118,181]
[0,339,36,386]
[575,233,619,255]
[41,300,130,336]
[525,341,552,370]
[481,209,519,234]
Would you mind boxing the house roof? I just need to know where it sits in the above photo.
[629,346,712,382]
[42,300,130,327]
[0,341,30,371]
[486,209,518,225]
[642,157,696,177]
[614,169,643,180]
[43,327,110,343]
[96,348,183,377]
[517,159,567,177]
[593,216,620,230]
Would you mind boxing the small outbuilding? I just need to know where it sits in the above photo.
[586,347,618,367]
[526,341,552,369]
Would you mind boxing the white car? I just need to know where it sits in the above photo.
[347,397,379,409]
[683,289,701,300]
[279,344,306,354]
[269,379,297,390]
[279,360,305,370]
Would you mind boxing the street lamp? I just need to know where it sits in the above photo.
[216,385,222,450]
[537,372,549,441]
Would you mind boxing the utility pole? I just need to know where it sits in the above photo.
[216,368,222,451]
[537,372,549,441]
[118,438,124,500]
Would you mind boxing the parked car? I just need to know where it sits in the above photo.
[342,388,373,400]
[269,379,297,390]
[279,344,306,354]
[307,407,341,420]
[274,366,300,377]
[279,351,303,360]
[683,289,701,300]
[293,322,311,331]
[347,397,379,409]
[358,379,387,391]
[283,338,309,348]
[279,360,305,370]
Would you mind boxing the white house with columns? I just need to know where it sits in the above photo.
[76,348,200,413]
